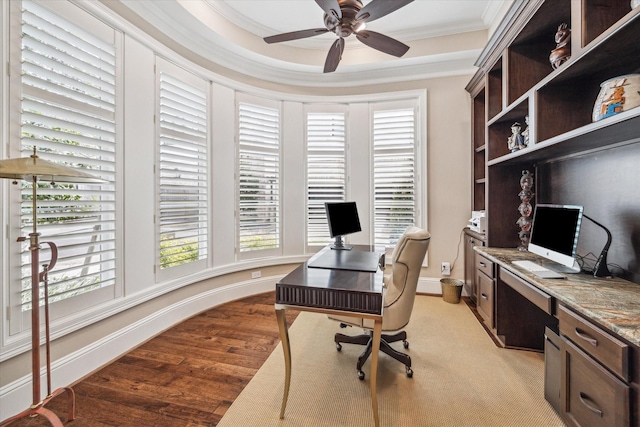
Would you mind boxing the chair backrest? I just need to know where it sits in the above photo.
[382,226,430,331]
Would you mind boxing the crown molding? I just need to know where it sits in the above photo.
[115,0,483,87]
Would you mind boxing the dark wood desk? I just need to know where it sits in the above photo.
[275,245,384,427]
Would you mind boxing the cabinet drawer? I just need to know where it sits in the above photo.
[476,271,494,328]
[475,254,494,278]
[561,337,629,427]
[558,305,629,381]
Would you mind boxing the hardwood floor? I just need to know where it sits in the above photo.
[4,292,298,426]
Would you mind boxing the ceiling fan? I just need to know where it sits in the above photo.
[263,0,414,73]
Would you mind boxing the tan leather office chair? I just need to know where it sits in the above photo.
[330,226,430,380]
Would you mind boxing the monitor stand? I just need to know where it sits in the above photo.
[541,259,581,274]
[330,235,353,250]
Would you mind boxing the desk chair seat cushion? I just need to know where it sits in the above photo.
[329,226,431,331]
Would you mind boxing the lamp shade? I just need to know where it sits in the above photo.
[0,153,105,183]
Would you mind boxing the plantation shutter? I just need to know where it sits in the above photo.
[238,101,280,253]
[373,108,416,248]
[306,111,346,246]
[157,71,209,272]
[16,0,117,319]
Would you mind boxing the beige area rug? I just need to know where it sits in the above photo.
[217,295,565,426]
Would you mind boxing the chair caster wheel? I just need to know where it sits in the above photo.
[403,340,409,349]
[336,343,342,351]
[358,370,365,380]
[406,367,413,378]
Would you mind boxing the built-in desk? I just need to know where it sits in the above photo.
[474,247,640,427]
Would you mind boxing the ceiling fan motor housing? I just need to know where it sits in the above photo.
[324,0,363,37]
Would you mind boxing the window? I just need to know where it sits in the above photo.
[12,0,118,330]
[237,99,280,255]
[156,67,209,275]
[373,107,417,248]
[306,110,346,246]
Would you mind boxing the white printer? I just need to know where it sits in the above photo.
[468,210,486,234]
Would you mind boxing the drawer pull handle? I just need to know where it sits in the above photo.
[479,262,487,267]
[575,328,598,347]
[579,392,603,417]
[481,293,488,300]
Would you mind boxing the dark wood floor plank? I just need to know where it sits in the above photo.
[3,291,298,426]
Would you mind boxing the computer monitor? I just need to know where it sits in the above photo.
[528,204,583,273]
[325,201,362,250]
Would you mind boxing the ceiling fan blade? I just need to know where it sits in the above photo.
[315,0,342,22]
[355,0,414,24]
[324,37,345,73]
[264,28,330,44]
[356,30,410,57]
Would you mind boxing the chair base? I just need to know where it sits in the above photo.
[334,329,412,380]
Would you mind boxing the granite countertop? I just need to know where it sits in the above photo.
[475,247,640,347]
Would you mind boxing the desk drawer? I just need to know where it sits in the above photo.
[476,254,494,278]
[561,337,630,427]
[559,305,629,381]
[499,268,553,315]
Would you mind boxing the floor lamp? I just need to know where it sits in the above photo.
[0,147,104,426]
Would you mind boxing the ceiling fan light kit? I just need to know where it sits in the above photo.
[264,0,414,73]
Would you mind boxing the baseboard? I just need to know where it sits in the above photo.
[418,276,453,294]
[0,274,453,419]
[0,276,281,420]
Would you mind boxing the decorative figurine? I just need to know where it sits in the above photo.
[507,122,525,152]
[549,23,571,69]
[517,170,534,251]
[522,115,530,148]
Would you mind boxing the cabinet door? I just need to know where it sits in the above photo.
[561,337,630,427]
[476,271,494,328]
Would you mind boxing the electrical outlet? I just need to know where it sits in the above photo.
[251,270,261,279]
[441,262,451,276]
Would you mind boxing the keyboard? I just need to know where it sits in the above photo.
[511,260,566,279]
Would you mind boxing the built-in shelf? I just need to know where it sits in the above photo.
[505,0,571,104]
[467,0,640,283]
[487,58,503,121]
[487,99,528,162]
[581,0,634,47]
[488,109,640,167]
[471,86,486,212]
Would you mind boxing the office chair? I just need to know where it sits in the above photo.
[330,226,430,380]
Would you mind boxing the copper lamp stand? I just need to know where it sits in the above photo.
[0,148,104,426]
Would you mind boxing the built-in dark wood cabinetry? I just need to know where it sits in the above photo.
[467,1,640,425]
[466,0,640,284]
